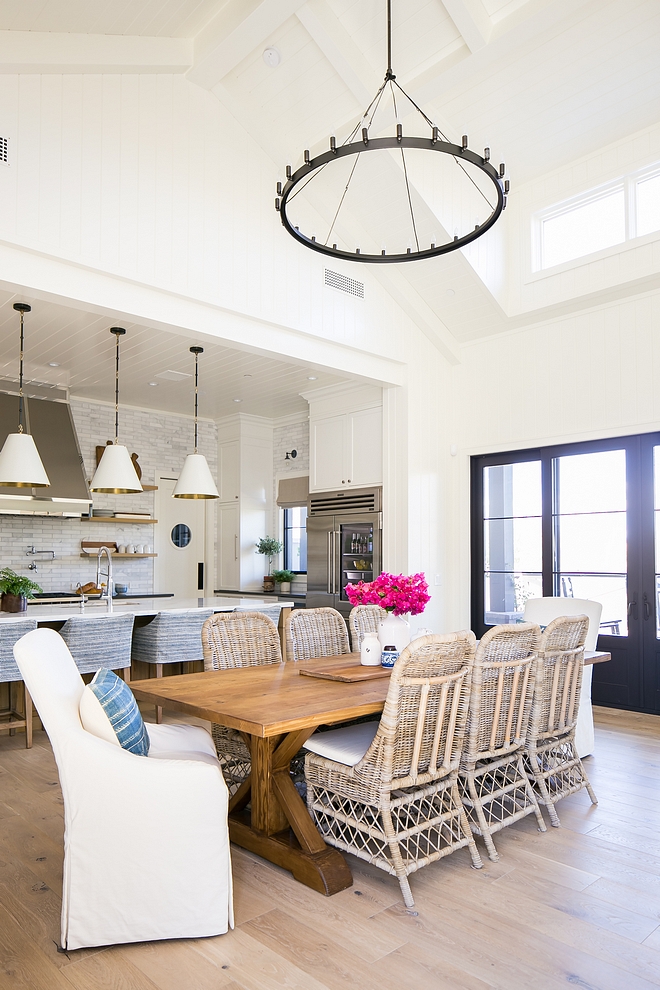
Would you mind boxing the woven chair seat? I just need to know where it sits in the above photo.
[305,632,483,907]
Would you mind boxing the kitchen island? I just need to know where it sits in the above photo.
[1,597,295,660]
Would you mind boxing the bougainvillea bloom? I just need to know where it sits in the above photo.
[345,572,430,617]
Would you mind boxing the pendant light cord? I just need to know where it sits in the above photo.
[18,309,24,434]
[386,0,393,79]
[109,327,127,444]
[194,350,199,454]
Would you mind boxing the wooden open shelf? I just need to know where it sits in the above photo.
[82,517,158,524]
[80,553,157,559]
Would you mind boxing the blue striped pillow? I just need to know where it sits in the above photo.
[89,669,150,756]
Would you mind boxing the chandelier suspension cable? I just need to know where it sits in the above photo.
[17,305,25,434]
[111,327,125,443]
[390,82,420,252]
[192,346,200,453]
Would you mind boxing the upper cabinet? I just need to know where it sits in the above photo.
[304,384,382,493]
[217,441,239,502]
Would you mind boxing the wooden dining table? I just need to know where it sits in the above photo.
[130,652,387,896]
[130,649,611,896]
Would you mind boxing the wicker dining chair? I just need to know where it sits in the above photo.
[285,607,350,662]
[202,610,282,794]
[458,622,546,861]
[348,604,383,651]
[304,632,483,908]
[0,618,38,747]
[524,614,597,827]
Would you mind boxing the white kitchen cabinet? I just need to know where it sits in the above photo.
[218,503,240,590]
[309,406,382,492]
[217,441,239,502]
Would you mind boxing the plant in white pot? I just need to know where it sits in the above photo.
[346,572,431,653]
[0,568,42,613]
[255,537,284,592]
[272,569,295,594]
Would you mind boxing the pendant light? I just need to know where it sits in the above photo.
[173,346,219,499]
[0,302,50,488]
[90,327,143,494]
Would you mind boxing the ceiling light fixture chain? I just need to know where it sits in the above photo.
[14,302,30,435]
[110,326,126,444]
[191,345,203,454]
[276,0,508,263]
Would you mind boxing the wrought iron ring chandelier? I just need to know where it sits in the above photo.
[276,0,509,264]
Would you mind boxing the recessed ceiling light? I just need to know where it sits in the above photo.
[263,47,281,68]
[48,361,60,367]
[446,289,455,297]
[307,375,318,380]
[243,374,253,378]
[148,381,159,386]
[233,398,242,403]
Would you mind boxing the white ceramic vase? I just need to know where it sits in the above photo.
[377,611,411,653]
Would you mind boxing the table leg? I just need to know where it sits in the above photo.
[228,729,353,896]
[278,607,292,662]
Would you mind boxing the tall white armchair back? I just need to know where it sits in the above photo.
[13,628,233,951]
[522,597,603,757]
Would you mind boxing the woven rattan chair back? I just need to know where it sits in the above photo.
[366,632,476,787]
[531,614,588,742]
[285,607,350,662]
[348,605,382,650]
[202,611,282,669]
[464,622,541,762]
[60,614,134,675]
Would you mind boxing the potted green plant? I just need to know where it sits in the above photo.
[271,569,295,594]
[0,568,42,613]
[255,537,284,592]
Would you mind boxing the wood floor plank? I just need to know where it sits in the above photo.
[61,949,163,990]
[196,928,334,990]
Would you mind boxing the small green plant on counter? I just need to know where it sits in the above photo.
[271,569,295,585]
[0,568,43,598]
[255,537,284,575]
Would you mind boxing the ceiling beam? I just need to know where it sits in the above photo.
[0,32,191,74]
[188,0,307,91]
[296,0,375,107]
[440,0,492,53]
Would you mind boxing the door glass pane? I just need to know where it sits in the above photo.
[653,446,660,637]
[284,506,307,572]
[554,449,627,636]
[483,461,542,625]
[340,523,374,602]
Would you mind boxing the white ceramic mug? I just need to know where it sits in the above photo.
[136,545,144,554]
[128,545,136,554]
[118,545,127,554]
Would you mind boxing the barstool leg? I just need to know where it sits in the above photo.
[155,663,163,724]
[24,686,33,749]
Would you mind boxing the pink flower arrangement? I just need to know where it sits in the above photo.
[346,572,430,617]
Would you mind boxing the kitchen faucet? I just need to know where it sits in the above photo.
[96,547,114,611]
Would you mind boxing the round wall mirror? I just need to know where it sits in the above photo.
[171,523,192,548]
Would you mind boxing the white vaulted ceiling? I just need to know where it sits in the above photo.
[0,0,658,360]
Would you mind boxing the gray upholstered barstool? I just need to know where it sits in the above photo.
[59,614,135,686]
[132,609,214,722]
[0,618,38,747]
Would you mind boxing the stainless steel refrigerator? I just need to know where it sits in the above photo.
[306,487,382,618]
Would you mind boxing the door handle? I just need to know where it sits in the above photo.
[643,593,651,620]
[327,532,333,594]
[628,598,638,620]
[234,535,238,561]
[333,531,338,594]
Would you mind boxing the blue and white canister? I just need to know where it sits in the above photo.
[381,645,400,668]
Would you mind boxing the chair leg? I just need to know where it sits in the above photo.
[381,805,415,909]
[579,759,598,806]
[517,754,547,833]
[24,686,33,749]
[464,772,500,862]
[155,663,163,723]
[452,781,483,869]
[526,747,561,828]
[9,683,16,736]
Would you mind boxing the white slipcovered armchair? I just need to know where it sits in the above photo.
[13,628,233,951]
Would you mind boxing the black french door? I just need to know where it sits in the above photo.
[471,432,660,715]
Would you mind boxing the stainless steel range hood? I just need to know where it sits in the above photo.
[0,388,91,516]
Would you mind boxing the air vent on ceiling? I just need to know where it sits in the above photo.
[0,137,9,168]
[324,269,364,299]
[156,369,192,382]
[309,488,380,515]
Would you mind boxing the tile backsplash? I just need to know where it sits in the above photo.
[0,398,217,595]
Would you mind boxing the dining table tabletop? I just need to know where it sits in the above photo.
[130,647,611,896]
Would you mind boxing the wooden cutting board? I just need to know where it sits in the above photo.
[299,661,391,682]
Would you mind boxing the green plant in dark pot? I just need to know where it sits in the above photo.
[0,568,42,613]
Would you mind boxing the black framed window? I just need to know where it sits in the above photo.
[283,506,307,573]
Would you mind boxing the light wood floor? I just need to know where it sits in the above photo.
[1,707,660,990]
